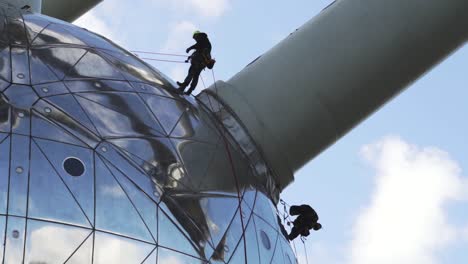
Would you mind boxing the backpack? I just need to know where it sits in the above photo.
[206,58,216,69]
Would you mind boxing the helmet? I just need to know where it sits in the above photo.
[313,222,322,231]
[193,30,201,37]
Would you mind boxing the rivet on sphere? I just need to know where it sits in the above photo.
[16,167,24,174]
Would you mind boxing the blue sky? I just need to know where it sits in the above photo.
[75,1,468,263]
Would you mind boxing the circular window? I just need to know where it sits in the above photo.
[63,157,85,177]
[12,230,20,239]
[260,230,271,250]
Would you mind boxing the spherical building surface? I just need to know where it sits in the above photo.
[0,5,296,264]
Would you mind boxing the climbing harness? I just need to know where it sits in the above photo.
[202,53,216,69]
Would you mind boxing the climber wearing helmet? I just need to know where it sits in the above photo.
[288,204,322,241]
[177,31,212,95]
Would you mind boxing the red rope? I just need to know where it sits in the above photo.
[207,68,248,263]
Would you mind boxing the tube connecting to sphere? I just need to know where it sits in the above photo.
[209,0,468,188]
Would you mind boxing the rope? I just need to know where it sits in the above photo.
[302,237,310,264]
[280,198,292,208]
[280,199,293,226]
[292,239,299,259]
[130,49,189,63]
[209,65,309,264]
[200,75,207,90]
[202,68,248,262]
[281,199,311,264]
[139,57,187,63]
[131,50,187,57]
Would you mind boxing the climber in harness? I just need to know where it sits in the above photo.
[177,30,215,95]
[288,204,322,241]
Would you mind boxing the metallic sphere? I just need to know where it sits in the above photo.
[0,5,296,264]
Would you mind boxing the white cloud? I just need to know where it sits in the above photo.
[24,225,151,263]
[184,0,230,18]
[24,225,90,263]
[300,242,341,264]
[73,11,121,45]
[162,21,198,53]
[153,0,230,18]
[94,233,152,263]
[349,137,467,264]
[160,21,196,83]
[170,65,188,83]
[462,225,468,241]
[159,255,184,264]
[101,185,126,198]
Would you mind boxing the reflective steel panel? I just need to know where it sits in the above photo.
[34,138,95,222]
[158,207,201,258]
[225,239,247,264]
[11,47,30,85]
[0,215,5,261]
[0,6,297,263]
[93,231,155,264]
[33,23,86,46]
[0,135,10,214]
[210,209,244,262]
[8,135,30,216]
[24,220,92,264]
[158,247,206,264]
[95,156,155,243]
[245,217,261,264]
[0,47,11,83]
[254,215,279,263]
[4,216,26,263]
[65,232,94,264]
[30,49,62,84]
[28,141,91,227]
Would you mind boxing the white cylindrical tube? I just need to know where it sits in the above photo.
[208,0,468,187]
[41,0,102,21]
[1,0,42,13]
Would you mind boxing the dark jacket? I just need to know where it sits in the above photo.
[187,33,212,66]
[290,205,319,227]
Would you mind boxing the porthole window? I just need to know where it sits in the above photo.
[260,230,271,250]
[63,157,85,177]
